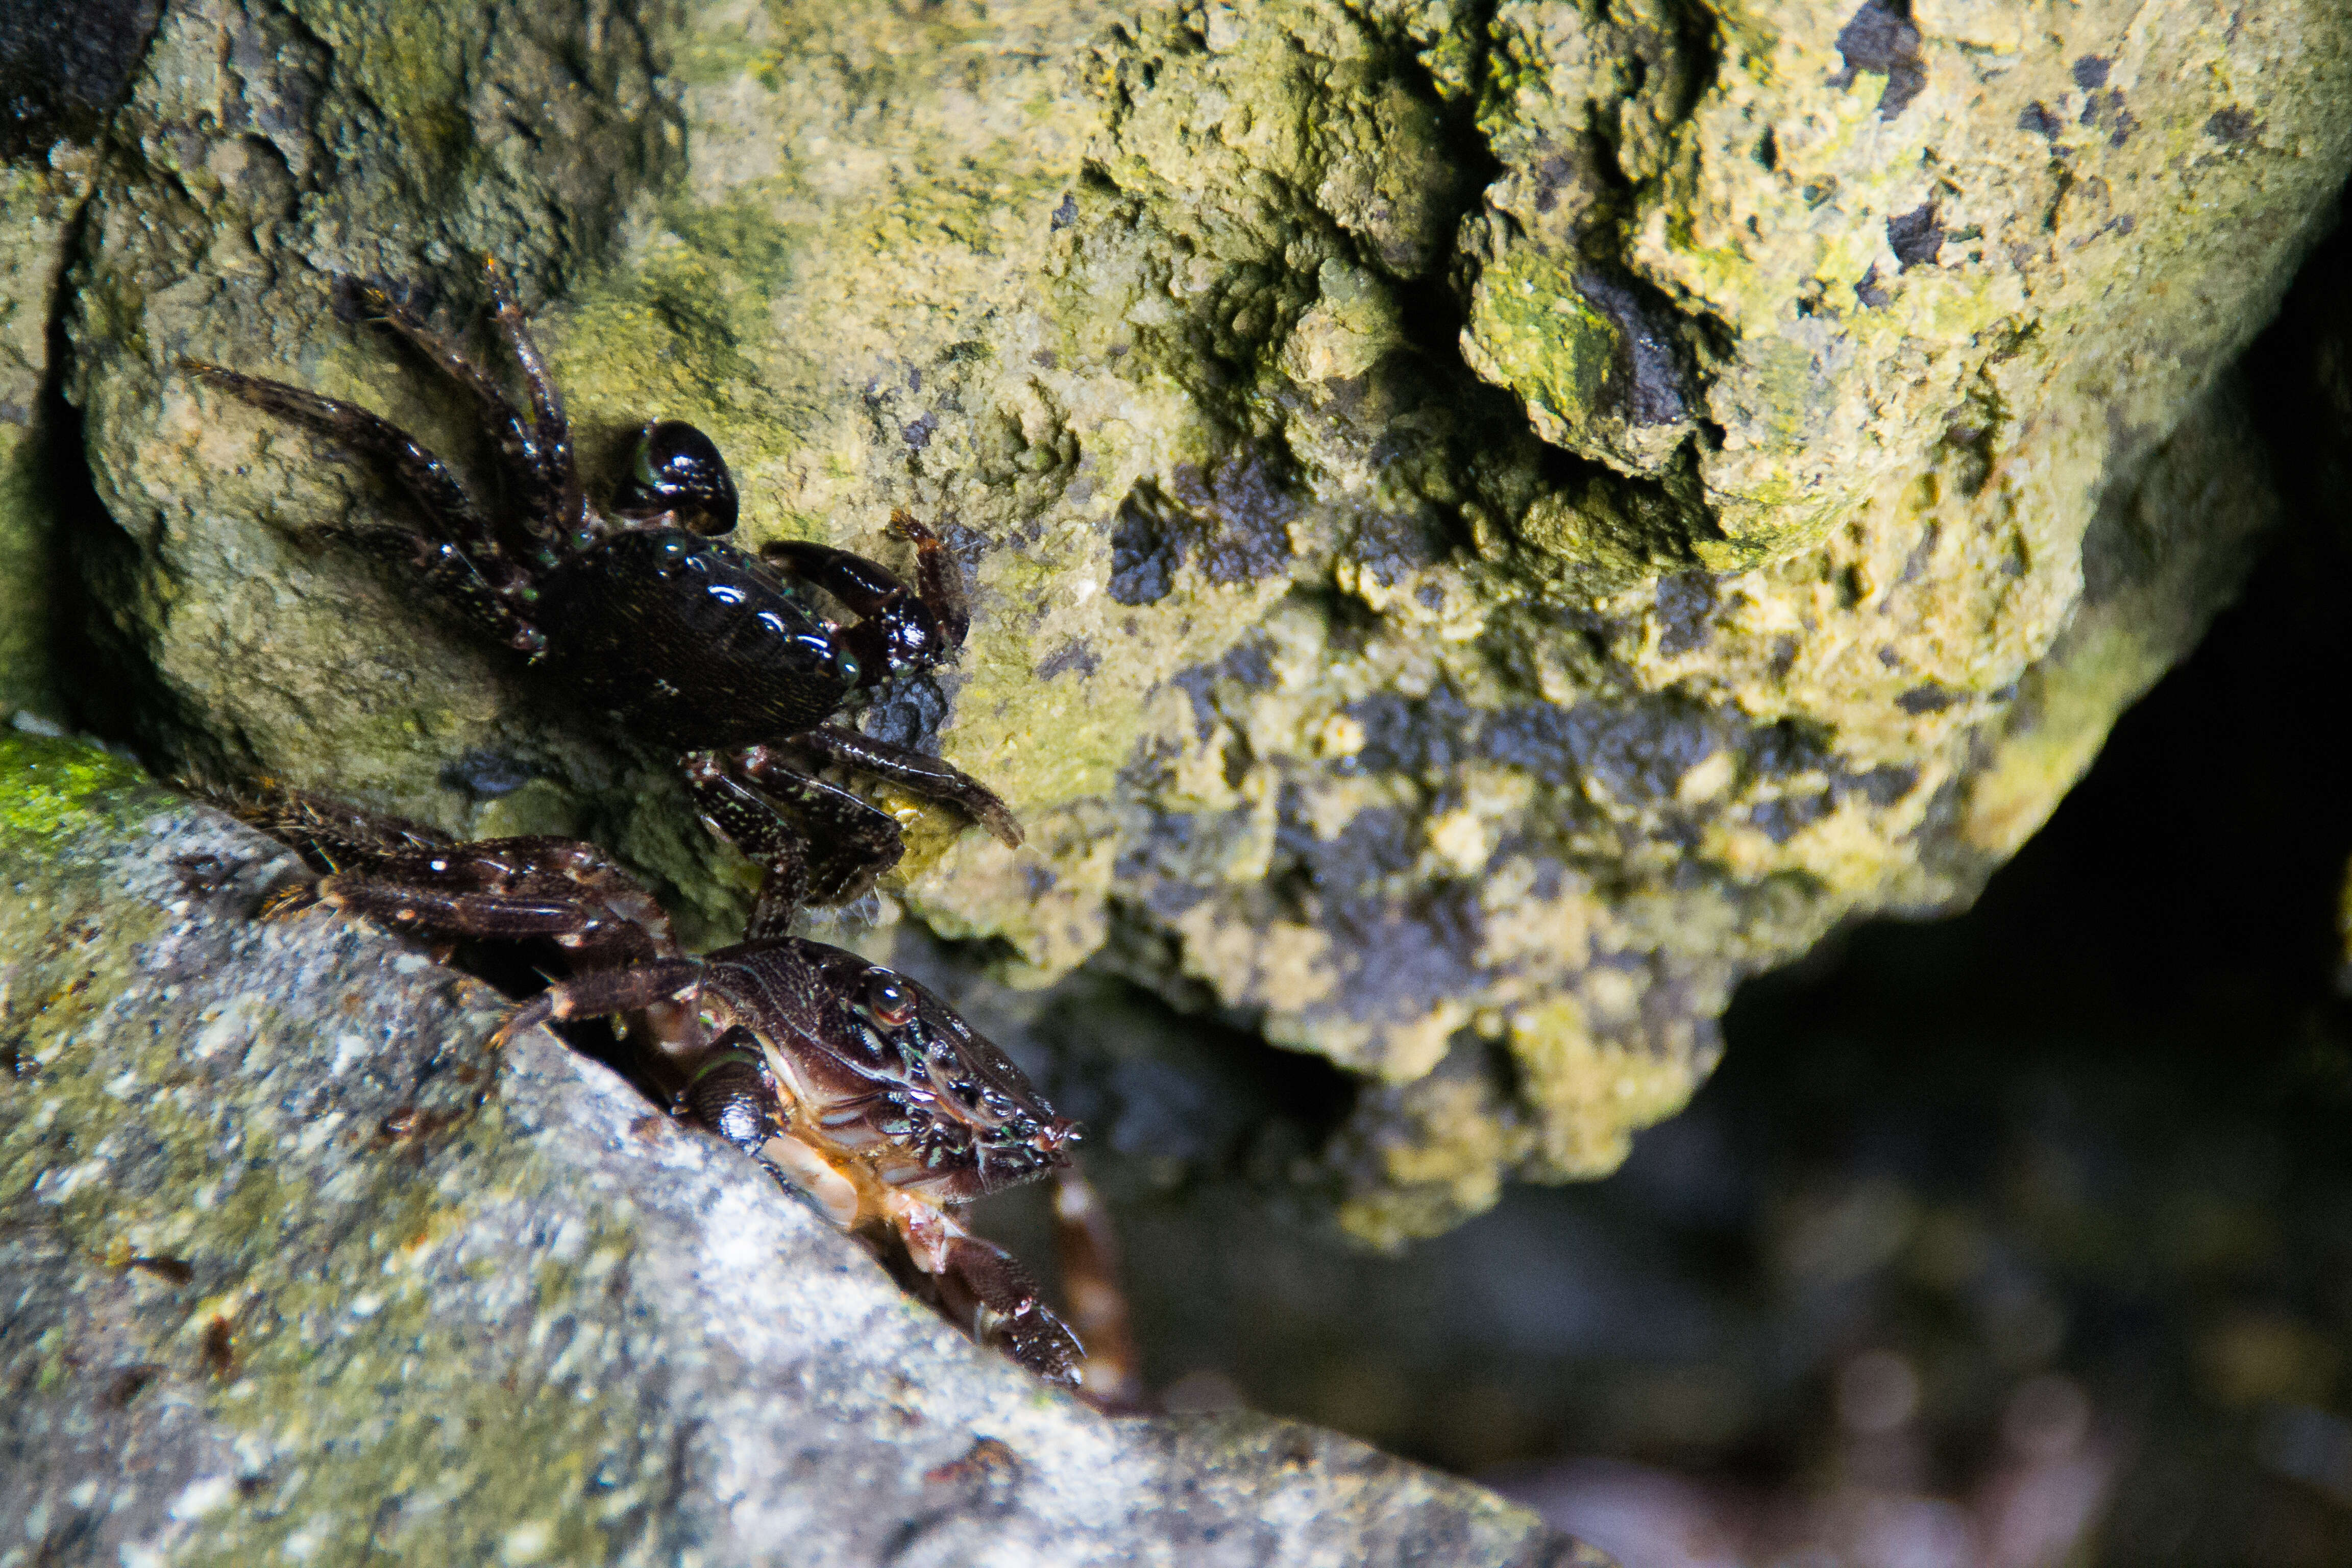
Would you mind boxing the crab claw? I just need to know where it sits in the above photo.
[888,509,970,651]
[932,1234,1085,1388]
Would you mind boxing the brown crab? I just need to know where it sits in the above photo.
[183,257,1018,914]
[215,781,1085,1385]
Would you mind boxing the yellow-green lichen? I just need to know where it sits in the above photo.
[0,732,160,849]
[60,0,2352,1242]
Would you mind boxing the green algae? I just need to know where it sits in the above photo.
[0,732,160,847]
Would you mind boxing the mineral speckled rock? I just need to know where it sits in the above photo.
[0,732,1607,1567]
[57,0,2352,1239]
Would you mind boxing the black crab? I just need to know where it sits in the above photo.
[214,780,1086,1385]
[184,258,1019,913]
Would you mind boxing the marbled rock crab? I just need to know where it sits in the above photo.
[184,258,1019,911]
[212,781,1085,1386]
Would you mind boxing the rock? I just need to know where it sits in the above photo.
[0,0,165,720]
[0,730,1607,1566]
[54,0,2352,1238]
[0,158,74,721]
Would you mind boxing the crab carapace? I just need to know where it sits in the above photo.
[183,258,1018,913]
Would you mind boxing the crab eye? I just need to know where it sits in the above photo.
[834,647,862,686]
[858,973,917,1029]
[617,420,739,536]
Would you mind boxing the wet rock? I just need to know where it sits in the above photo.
[0,731,1605,1566]
[53,0,2352,1239]
[0,153,106,722]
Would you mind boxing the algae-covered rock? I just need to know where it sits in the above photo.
[0,731,1606,1566]
[59,0,2352,1239]
[0,0,167,720]
[0,153,83,720]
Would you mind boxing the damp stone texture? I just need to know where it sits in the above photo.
[0,732,1608,1567]
[52,0,2352,1240]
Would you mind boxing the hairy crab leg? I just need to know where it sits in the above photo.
[680,755,813,939]
[343,275,563,553]
[193,777,449,870]
[303,879,595,938]
[335,528,549,656]
[797,726,1022,849]
[491,960,706,1050]
[722,744,908,905]
[924,1229,1085,1388]
[219,796,681,969]
[479,256,585,538]
[184,361,506,570]
[182,359,547,654]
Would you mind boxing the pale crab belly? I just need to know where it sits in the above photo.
[754,1046,973,1230]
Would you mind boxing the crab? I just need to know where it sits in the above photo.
[183,257,1019,913]
[212,780,1085,1385]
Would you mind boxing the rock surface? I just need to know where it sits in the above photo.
[0,158,83,722]
[0,0,164,719]
[0,730,1606,1566]
[47,0,2352,1237]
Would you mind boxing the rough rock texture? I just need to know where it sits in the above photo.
[0,153,80,720]
[0,0,165,719]
[56,0,2352,1238]
[0,730,1606,1567]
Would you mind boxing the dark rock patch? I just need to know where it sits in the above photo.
[1573,272,1690,427]
[0,0,162,159]
[1654,572,1717,656]
[1829,0,1926,121]
[1479,697,1733,799]
[1108,491,1184,605]
[860,674,950,754]
[1350,509,1449,588]
[2204,106,2259,145]
[1037,641,1099,681]
[1167,448,1301,585]
[1888,202,1944,271]
[1345,688,1472,778]
[1896,683,1960,715]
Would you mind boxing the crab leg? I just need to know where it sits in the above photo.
[184,360,536,620]
[480,257,585,537]
[926,1230,1085,1389]
[759,527,963,679]
[889,510,971,647]
[798,727,1022,849]
[492,959,706,1049]
[756,540,919,620]
[307,879,595,938]
[682,753,820,938]
[1051,1168,1146,1412]
[725,744,909,905]
[768,512,970,646]
[343,275,566,553]
[335,528,548,656]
